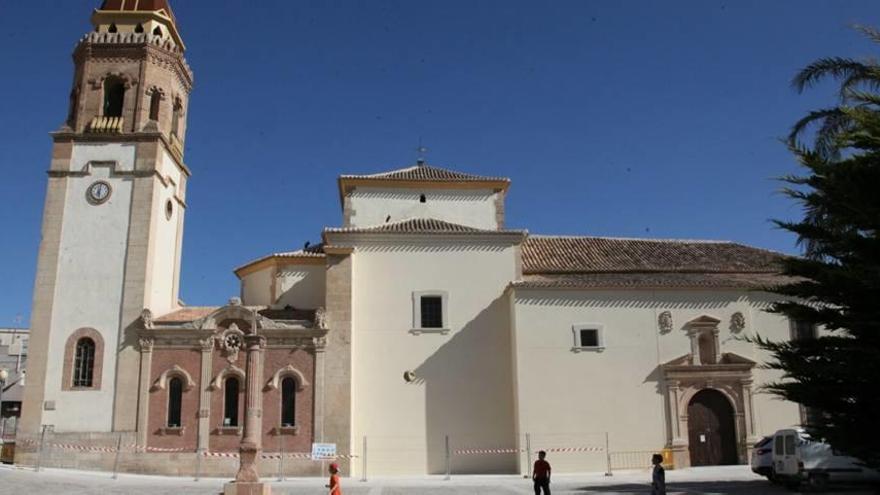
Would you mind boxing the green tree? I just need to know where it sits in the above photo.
[756,25,880,469]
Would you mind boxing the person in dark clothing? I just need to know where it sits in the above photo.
[651,453,666,495]
[533,450,551,495]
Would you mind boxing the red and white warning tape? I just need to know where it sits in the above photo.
[542,446,604,453]
[455,446,604,455]
[455,448,521,455]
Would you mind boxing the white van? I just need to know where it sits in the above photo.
[772,428,880,489]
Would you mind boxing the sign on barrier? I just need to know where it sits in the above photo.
[311,442,337,460]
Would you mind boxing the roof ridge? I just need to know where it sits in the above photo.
[528,234,733,244]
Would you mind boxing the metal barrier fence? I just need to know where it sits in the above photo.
[11,429,665,481]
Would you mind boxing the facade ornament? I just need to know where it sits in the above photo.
[140,308,154,329]
[152,364,196,392]
[138,337,154,352]
[199,337,215,352]
[312,336,327,349]
[221,323,245,363]
[314,307,327,330]
[730,312,746,334]
[658,311,673,334]
[265,365,310,391]
[228,296,242,306]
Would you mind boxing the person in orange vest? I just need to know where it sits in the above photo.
[532,450,552,494]
[326,462,342,495]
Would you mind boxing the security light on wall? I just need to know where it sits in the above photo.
[403,370,416,383]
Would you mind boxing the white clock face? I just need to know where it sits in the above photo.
[87,181,111,204]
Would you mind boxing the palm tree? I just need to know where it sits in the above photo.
[788,25,880,159]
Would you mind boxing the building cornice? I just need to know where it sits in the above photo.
[51,131,191,177]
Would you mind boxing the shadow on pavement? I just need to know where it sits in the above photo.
[573,480,877,494]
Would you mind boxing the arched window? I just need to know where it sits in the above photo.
[149,91,161,121]
[153,26,163,37]
[103,77,125,118]
[281,377,296,427]
[167,377,183,427]
[419,194,427,203]
[134,23,144,34]
[108,23,118,33]
[171,97,182,137]
[73,338,95,387]
[223,377,240,427]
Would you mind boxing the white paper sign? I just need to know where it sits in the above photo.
[311,442,337,460]
[699,434,706,443]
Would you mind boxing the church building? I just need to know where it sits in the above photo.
[17,0,805,477]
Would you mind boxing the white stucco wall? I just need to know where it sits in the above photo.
[43,143,136,432]
[145,148,185,315]
[347,187,500,229]
[240,267,272,306]
[275,263,325,309]
[511,288,801,473]
[349,238,520,475]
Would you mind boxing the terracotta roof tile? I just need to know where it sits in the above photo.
[100,0,175,20]
[339,164,509,183]
[522,236,785,274]
[154,306,218,322]
[324,218,526,235]
[513,272,796,290]
[154,306,317,323]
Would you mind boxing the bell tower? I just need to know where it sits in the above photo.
[20,0,193,435]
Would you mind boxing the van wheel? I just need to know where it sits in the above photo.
[768,469,779,484]
[808,473,828,490]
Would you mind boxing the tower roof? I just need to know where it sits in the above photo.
[93,0,184,49]
[99,0,176,20]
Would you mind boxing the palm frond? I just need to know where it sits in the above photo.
[793,57,876,93]
[853,24,880,44]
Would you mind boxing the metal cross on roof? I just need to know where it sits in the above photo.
[416,138,428,165]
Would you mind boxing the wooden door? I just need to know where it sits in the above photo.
[687,389,738,466]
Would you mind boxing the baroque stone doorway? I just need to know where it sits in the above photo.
[687,389,738,466]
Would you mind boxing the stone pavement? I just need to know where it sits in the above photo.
[0,464,873,494]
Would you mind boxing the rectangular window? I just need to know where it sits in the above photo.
[774,435,784,455]
[579,329,599,347]
[572,324,604,352]
[420,296,443,329]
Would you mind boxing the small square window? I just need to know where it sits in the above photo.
[420,296,443,328]
[579,329,599,348]
[572,324,604,352]
[791,319,817,341]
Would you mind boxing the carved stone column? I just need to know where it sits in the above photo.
[136,337,154,448]
[225,334,270,495]
[197,337,214,452]
[741,379,758,442]
[312,337,327,441]
[667,380,684,446]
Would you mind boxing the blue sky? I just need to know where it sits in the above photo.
[0,0,877,324]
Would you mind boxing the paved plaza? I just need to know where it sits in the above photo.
[1,464,874,494]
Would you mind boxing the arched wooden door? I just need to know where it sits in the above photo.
[687,389,737,466]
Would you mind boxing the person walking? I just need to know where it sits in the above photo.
[326,462,343,495]
[532,450,552,495]
[651,453,666,495]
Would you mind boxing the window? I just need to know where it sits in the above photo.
[73,338,95,387]
[421,296,443,328]
[171,98,182,136]
[167,377,183,427]
[411,291,448,333]
[419,194,426,203]
[223,377,240,427]
[68,87,79,125]
[149,91,161,121]
[774,435,784,455]
[698,331,716,364]
[579,329,599,347]
[108,23,118,33]
[791,319,817,341]
[572,324,604,352]
[135,23,144,33]
[103,77,125,118]
[153,26,163,37]
[281,377,296,427]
